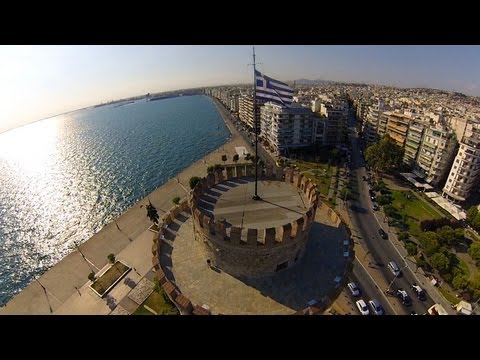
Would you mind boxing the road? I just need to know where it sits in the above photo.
[227,113,276,168]
[349,258,396,315]
[345,109,434,315]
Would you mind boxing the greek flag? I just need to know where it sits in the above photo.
[255,70,293,108]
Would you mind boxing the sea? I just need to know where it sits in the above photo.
[0,95,230,305]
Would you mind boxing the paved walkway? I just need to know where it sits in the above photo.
[0,97,250,315]
[166,202,350,315]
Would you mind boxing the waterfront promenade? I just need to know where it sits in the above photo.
[1,98,251,314]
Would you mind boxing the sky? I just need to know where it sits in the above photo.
[1,45,480,133]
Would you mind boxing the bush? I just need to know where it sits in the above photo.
[189,176,201,189]
[233,154,239,162]
[172,196,180,205]
[221,155,227,163]
[420,218,463,232]
[398,231,410,241]
[88,272,96,282]
[405,242,418,256]
[377,194,393,206]
[468,243,480,263]
[107,253,116,264]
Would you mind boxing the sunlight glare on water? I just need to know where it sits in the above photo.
[0,95,230,305]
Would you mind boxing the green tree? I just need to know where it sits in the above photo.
[146,201,159,225]
[473,213,480,230]
[468,242,480,263]
[172,196,180,205]
[405,242,418,256]
[233,154,239,163]
[454,228,464,242]
[189,176,201,189]
[221,154,227,165]
[436,226,456,247]
[364,135,404,174]
[466,205,478,224]
[430,252,451,273]
[452,275,469,290]
[420,231,439,256]
[107,253,115,264]
[398,231,410,241]
[468,274,480,299]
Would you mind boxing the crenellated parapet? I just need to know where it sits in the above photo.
[188,164,319,277]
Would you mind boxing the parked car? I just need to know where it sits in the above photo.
[356,299,370,315]
[372,203,379,211]
[411,283,427,301]
[396,289,412,306]
[347,282,360,297]
[368,299,385,315]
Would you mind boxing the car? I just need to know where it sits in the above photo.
[378,228,388,239]
[370,194,376,201]
[356,299,370,315]
[347,282,360,297]
[368,299,385,315]
[411,283,427,301]
[388,261,401,277]
[372,203,379,211]
[396,289,412,306]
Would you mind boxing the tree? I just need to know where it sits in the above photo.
[430,252,450,273]
[233,154,239,163]
[146,201,159,225]
[468,243,480,263]
[436,226,456,247]
[107,253,116,264]
[466,205,478,224]
[172,196,180,205]
[221,154,227,165]
[364,135,404,174]
[420,231,439,256]
[405,242,418,256]
[454,228,465,243]
[88,272,96,281]
[189,176,201,189]
[452,275,469,290]
[398,231,410,241]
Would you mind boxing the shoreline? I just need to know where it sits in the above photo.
[1,96,250,314]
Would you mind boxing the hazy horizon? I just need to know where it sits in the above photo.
[1,45,480,133]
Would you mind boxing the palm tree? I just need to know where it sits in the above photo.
[146,200,159,225]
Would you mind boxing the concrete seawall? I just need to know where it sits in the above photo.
[1,96,250,314]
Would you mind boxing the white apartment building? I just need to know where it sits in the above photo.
[260,102,314,156]
[443,120,480,202]
[415,124,457,186]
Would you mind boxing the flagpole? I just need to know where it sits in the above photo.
[252,45,261,201]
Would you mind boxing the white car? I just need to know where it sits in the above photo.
[347,282,360,297]
[356,299,370,315]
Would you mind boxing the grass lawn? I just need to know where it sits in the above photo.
[91,261,130,296]
[458,259,471,279]
[438,286,460,305]
[291,160,336,197]
[134,289,179,315]
[133,305,155,315]
[390,190,442,238]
